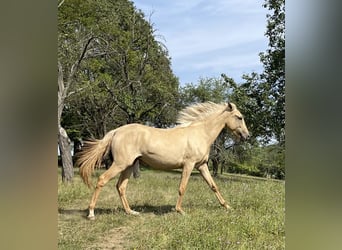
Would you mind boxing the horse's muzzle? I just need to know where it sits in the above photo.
[240,132,250,141]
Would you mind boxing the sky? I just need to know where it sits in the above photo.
[132,0,269,86]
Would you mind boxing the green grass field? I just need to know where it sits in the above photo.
[58,168,285,249]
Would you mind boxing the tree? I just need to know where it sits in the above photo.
[218,0,285,179]
[59,0,179,155]
[179,77,230,105]
[94,8,179,126]
[62,0,179,143]
[259,0,285,144]
[58,0,122,180]
[58,0,100,182]
[221,0,285,145]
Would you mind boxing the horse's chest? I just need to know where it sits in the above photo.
[183,143,210,163]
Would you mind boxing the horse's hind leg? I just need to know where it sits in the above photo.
[116,166,139,215]
[197,163,231,210]
[132,159,140,178]
[87,163,125,220]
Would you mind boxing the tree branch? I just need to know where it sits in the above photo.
[100,81,128,112]
[58,0,65,8]
[138,102,162,120]
[67,86,88,98]
[73,36,95,75]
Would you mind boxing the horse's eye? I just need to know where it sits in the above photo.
[236,115,243,120]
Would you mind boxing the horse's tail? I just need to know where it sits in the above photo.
[77,129,116,188]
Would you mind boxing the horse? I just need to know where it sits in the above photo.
[77,102,250,219]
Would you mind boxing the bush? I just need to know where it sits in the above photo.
[227,162,261,177]
[212,143,285,180]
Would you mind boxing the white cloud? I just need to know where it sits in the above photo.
[133,0,269,84]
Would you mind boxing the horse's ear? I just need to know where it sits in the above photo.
[227,102,233,111]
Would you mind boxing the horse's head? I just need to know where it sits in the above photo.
[225,102,250,142]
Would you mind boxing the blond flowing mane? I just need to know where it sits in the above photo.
[176,102,227,124]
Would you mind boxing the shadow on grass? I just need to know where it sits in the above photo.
[58,204,175,218]
[132,204,175,215]
[58,208,88,218]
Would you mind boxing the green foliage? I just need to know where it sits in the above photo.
[179,77,230,106]
[58,170,285,249]
[253,144,285,179]
[222,144,285,179]
[59,0,179,139]
[178,77,284,179]
[207,0,286,179]
[220,0,285,145]
[258,0,285,144]
[228,162,261,177]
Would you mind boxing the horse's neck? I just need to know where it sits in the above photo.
[202,111,228,145]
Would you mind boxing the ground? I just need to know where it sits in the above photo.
[58,169,285,249]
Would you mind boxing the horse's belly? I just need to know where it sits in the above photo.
[140,154,183,170]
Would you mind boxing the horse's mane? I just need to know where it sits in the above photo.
[176,102,227,125]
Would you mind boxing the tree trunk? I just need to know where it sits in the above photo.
[57,34,94,182]
[58,125,74,182]
[220,160,225,175]
[212,157,219,177]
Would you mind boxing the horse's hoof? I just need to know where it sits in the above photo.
[225,206,233,212]
[129,210,140,215]
[224,203,232,210]
[176,209,186,215]
[87,216,96,220]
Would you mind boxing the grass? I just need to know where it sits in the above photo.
[58,168,285,249]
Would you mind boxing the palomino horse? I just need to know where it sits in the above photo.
[77,102,249,219]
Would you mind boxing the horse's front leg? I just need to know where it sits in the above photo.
[197,163,231,210]
[175,163,194,215]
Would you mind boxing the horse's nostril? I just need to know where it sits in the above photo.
[243,133,250,140]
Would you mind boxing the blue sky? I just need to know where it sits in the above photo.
[132,0,269,86]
